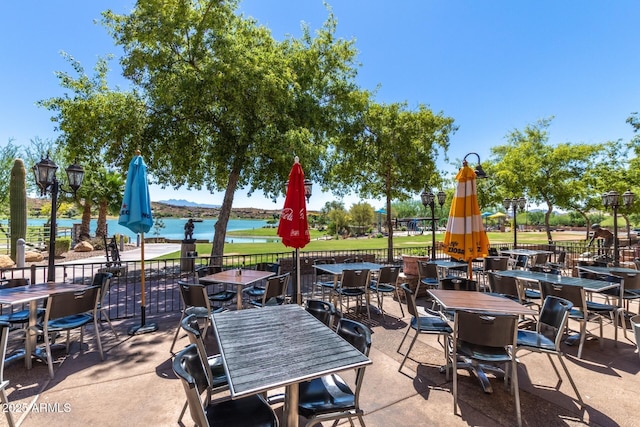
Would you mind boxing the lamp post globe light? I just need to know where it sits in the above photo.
[33,154,85,282]
[421,189,446,260]
[601,189,634,266]
[503,197,526,248]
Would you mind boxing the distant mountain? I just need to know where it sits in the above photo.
[157,199,221,209]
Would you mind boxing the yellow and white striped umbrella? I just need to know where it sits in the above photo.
[442,162,490,277]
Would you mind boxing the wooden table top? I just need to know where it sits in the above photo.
[0,282,89,305]
[198,269,275,286]
[212,304,371,398]
[428,289,535,316]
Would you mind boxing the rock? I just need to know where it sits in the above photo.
[0,255,15,269]
[74,241,94,252]
[25,251,44,262]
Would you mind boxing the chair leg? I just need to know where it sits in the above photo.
[44,329,55,379]
[100,307,118,337]
[556,354,584,407]
[170,312,186,353]
[512,357,521,427]
[93,317,104,361]
[398,330,420,372]
[0,385,15,427]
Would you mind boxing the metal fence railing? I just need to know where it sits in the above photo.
[1,239,631,322]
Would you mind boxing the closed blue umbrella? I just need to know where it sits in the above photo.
[119,151,158,335]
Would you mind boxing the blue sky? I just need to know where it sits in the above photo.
[2,1,639,211]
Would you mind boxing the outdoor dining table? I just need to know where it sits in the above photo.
[312,261,383,312]
[576,265,640,277]
[212,304,371,427]
[0,281,89,369]
[428,289,535,393]
[494,269,619,293]
[498,248,553,257]
[198,269,275,310]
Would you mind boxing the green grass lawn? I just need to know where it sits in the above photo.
[165,229,587,259]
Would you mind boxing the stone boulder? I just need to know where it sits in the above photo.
[25,251,44,262]
[74,241,94,252]
[0,255,15,269]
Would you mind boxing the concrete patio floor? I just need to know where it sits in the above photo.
[3,291,639,427]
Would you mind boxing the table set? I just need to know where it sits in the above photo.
[198,269,275,310]
[0,281,89,369]
[212,304,371,427]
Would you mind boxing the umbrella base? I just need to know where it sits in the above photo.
[128,323,159,335]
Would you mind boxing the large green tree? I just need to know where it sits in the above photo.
[489,118,601,242]
[328,101,455,262]
[102,0,365,259]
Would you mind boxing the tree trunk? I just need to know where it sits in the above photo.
[210,165,241,264]
[386,195,393,263]
[96,199,108,237]
[80,199,92,240]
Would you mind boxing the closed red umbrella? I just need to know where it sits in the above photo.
[278,157,310,304]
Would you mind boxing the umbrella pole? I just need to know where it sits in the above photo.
[296,248,302,305]
[128,232,158,335]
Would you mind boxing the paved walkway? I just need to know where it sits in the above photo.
[59,243,182,265]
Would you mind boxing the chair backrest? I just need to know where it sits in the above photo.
[196,265,223,278]
[305,299,336,327]
[484,257,509,272]
[440,277,477,291]
[336,318,372,356]
[532,253,549,266]
[261,273,290,305]
[46,286,101,321]
[343,257,363,264]
[313,258,336,281]
[514,255,529,269]
[377,265,400,284]
[455,310,518,348]
[178,281,210,310]
[488,247,499,257]
[401,284,419,318]
[539,281,586,315]
[530,265,561,275]
[417,261,438,281]
[92,272,113,302]
[255,262,280,273]
[180,315,212,386]
[340,269,370,289]
[487,273,522,301]
[615,271,640,292]
[556,251,567,264]
[0,278,29,289]
[538,296,573,349]
[173,344,211,427]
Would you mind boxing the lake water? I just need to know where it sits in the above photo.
[20,218,277,244]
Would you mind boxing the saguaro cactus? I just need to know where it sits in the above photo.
[9,158,27,261]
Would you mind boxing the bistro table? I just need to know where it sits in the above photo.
[212,304,371,427]
[198,269,275,310]
[428,289,535,393]
[494,269,619,293]
[576,265,640,277]
[0,281,89,369]
[312,262,382,312]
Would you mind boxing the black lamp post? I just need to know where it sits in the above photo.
[503,197,527,248]
[33,154,84,282]
[421,189,446,260]
[602,189,634,266]
[462,152,488,179]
